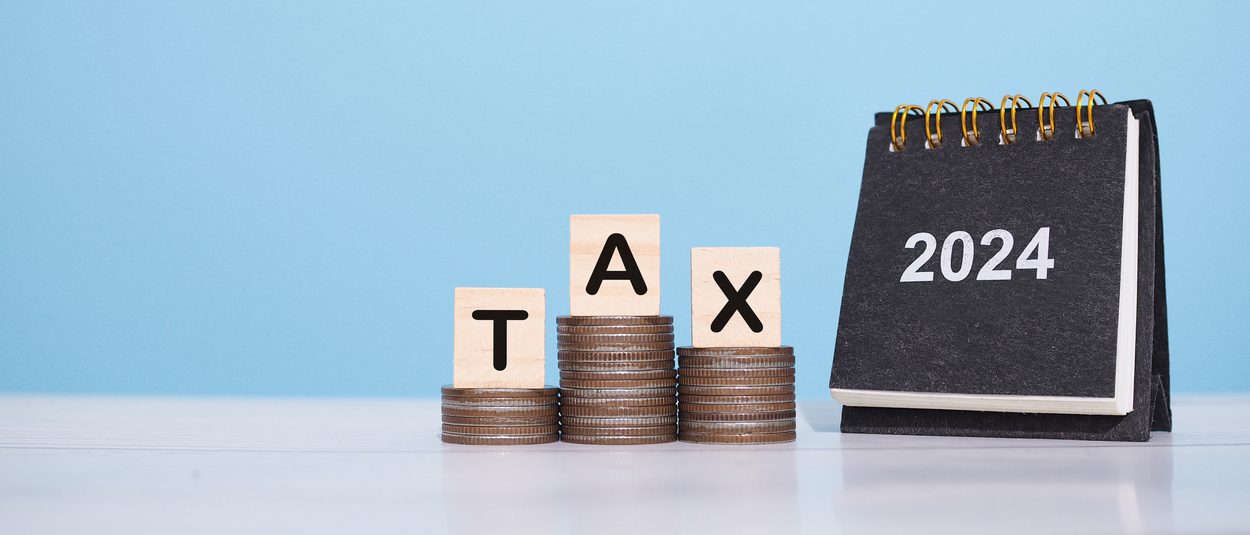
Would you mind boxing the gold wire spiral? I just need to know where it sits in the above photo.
[1076,89,1107,138]
[999,94,1034,145]
[1037,92,1070,141]
[890,104,924,151]
[960,97,994,146]
[924,99,958,148]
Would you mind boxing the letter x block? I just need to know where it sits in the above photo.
[570,214,661,316]
[690,247,781,348]
[453,288,545,388]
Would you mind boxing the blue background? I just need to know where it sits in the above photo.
[3,1,1248,399]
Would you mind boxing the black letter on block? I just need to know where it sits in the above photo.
[711,271,763,333]
[471,310,529,371]
[585,233,647,295]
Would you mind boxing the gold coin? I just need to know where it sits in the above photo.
[559,369,677,381]
[557,333,676,344]
[559,395,678,407]
[561,425,678,437]
[678,401,796,412]
[558,360,675,371]
[559,415,678,427]
[441,415,560,426]
[441,423,560,435]
[678,409,796,422]
[440,397,559,407]
[559,387,677,399]
[558,341,675,352]
[440,385,560,397]
[560,378,678,389]
[557,324,674,334]
[558,350,675,362]
[677,393,795,404]
[677,355,796,369]
[677,375,794,386]
[441,405,560,418]
[679,420,796,434]
[678,367,794,378]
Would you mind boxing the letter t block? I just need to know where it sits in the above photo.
[453,288,546,388]
[691,247,781,348]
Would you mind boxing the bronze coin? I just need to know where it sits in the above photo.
[677,384,795,396]
[559,369,677,381]
[442,423,560,435]
[559,404,679,417]
[677,393,795,404]
[559,387,677,399]
[678,431,796,445]
[441,405,560,418]
[558,324,674,335]
[442,415,560,426]
[557,333,676,344]
[558,395,678,407]
[441,397,559,407]
[558,360,675,372]
[562,425,677,437]
[442,433,559,446]
[679,420,796,434]
[676,346,794,357]
[558,350,675,362]
[561,434,677,445]
[559,415,678,427]
[558,341,675,352]
[677,355,796,369]
[678,367,794,378]
[560,375,675,387]
[678,401,796,412]
[440,385,560,397]
[677,375,794,386]
[678,409,796,422]
[557,315,673,326]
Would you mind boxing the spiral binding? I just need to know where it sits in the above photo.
[888,89,1108,151]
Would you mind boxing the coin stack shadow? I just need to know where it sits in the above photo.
[676,346,797,444]
[557,315,679,445]
[440,386,561,445]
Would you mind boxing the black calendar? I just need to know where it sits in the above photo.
[829,93,1171,441]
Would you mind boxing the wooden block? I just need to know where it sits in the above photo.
[691,247,781,348]
[453,288,545,388]
[569,214,661,316]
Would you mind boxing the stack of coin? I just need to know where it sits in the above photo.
[441,386,560,445]
[676,346,797,444]
[557,315,678,445]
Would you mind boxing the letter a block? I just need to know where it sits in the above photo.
[570,214,661,316]
[453,288,545,388]
[691,247,781,348]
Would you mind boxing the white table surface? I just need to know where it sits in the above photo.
[1,395,1248,535]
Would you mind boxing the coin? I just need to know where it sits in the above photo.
[442,433,560,446]
[560,378,678,389]
[677,431,796,445]
[557,350,676,362]
[561,434,677,445]
[441,405,561,418]
[558,395,678,407]
[441,415,559,426]
[557,324,674,334]
[559,404,679,417]
[557,315,673,326]
[558,360,675,371]
[678,401,796,412]
[558,341,675,352]
[676,346,794,357]
[440,385,560,397]
[440,397,559,407]
[559,416,678,427]
[559,369,677,381]
[677,355,796,369]
[442,423,560,435]
[679,420,796,434]
[677,375,795,386]
[559,387,677,399]
[677,409,796,422]
[677,393,795,405]
[561,425,677,437]
[677,384,795,396]
[557,333,676,344]
[678,367,794,378]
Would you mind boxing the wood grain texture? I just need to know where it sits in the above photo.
[453,288,545,388]
[569,214,660,316]
[691,247,781,347]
